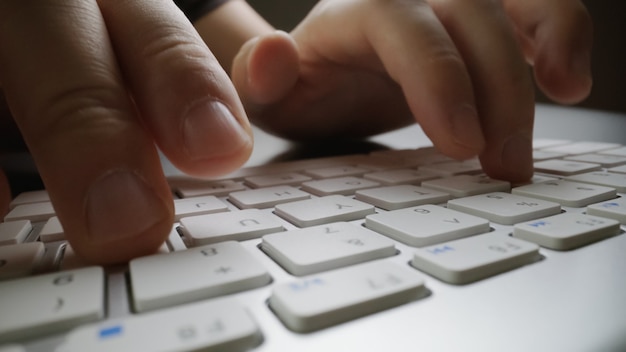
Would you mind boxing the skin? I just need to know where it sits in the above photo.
[0,0,592,264]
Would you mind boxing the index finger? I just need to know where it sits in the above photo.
[0,0,173,263]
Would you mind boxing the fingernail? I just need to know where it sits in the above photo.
[85,170,170,243]
[502,133,533,177]
[182,100,251,160]
[452,105,485,154]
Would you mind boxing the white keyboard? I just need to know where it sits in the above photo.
[2,139,626,352]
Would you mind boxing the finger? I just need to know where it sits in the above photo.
[429,0,535,182]
[0,169,9,218]
[360,0,486,159]
[0,1,173,263]
[232,31,300,108]
[503,0,593,104]
[98,0,253,177]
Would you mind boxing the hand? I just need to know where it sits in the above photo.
[231,0,593,182]
[0,0,253,264]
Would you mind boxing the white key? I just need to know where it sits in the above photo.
[4,202,55,222]
[173,196,229,221]
[534,159,602,176]
[39,216,65,242]
[57,299,261,352]
[172,179,245,198]
[565,153,626,168]
[166,227,187,252]
[512,180,617,207]
[532,150,567,161]
[262,222,395,276]
[363,169,439,185]
[587,197,626,224]
[419,160,483,176]
[600,146,626,157]
[269,261,426,332]
[422,175,511,198]
[59,245,91,271]
[180,209,284,246]
[0,267,105,343]
[0,220,32,245]
[609,165,626,175]
[447,192,561,225]
[541,142,621,155]
[355,185,450,210]
[533,139,570,149]
[305,165,369,179]
[129,242,271,312]
[244,172,312,188]
[0,242,45,280]
[9,190,49,209]
[513,213,620,250]
[365,204,490,247]
[565,171,626,192]
[274,195,375,227]
[301,176,380,196]
[411,231,539,284]
[228,186,310,209]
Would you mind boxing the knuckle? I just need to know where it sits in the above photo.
[27,82,134,153]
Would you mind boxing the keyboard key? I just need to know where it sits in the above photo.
[564,153,626,168]
[422,175,510,198]
[0,242,45,280]
[419,160,483,176]
[363,169,439,185]
[173,196,229,221]
[4,202,55,222]
[172,179,245,198]
[261,222,396,276]
[228,186,310,209]
[609,165,626,175]
[179,209,284,246]
[57,299,261,352]
[600,146,626,157]
[0,220,32,245]
[244,172,312,188]
[365,204,490,247]
[355,185,450,210]
[304,165,369,179]
[129,242,271,312]
[512,180,617,207]
[301,176,380,196]
[534,159,602,176]
[274,195,375,227]
[0,267,105,343]
[565,171,626,193]
[541,141,621,155]
[587,197,626,224]
[269,261,426,332]
[39,216,65,242]
[513,213,620,250]
[9,190,50,209]
[447,192,561,225]
[411,231,540,284]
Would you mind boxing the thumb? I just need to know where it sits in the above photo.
[231,31,300,107]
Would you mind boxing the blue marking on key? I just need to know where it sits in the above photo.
[602,202,620,208]
[528,221,549,228]
[99,325,123,339]
[427,245,455,255]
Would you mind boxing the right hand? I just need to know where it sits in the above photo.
[0,0,253,264]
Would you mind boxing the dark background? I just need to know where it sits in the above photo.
[247,0,626,114]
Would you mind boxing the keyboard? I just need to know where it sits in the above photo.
[2,137,626,352]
